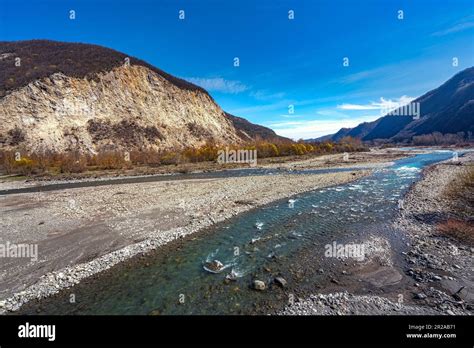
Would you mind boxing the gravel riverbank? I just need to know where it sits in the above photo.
[279,151,473,315]
[0,169,370,313]
[0,149,406,191]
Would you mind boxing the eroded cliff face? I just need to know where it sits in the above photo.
[0,64,242,153]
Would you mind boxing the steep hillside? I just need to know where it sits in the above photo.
[0,64,240,153]
[363,116,413,141]
[0,40,280,153]
[225,113,290,142]
[394,67,474,139]
[345,122,378,140]
[321,67,474,143]
[330,128,351,142]
[0,40,207,98]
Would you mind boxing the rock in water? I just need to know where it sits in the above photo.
[250,237,260,244]
[226,269,238,281]
[203,260,225,274]
[252,280,266,291]
[274,277,287,288]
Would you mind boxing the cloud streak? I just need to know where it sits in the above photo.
[432,16,474,36]
[249,90,286,101]
[183,77,248,94]
[337,95,415,112]
[266,115,380,140]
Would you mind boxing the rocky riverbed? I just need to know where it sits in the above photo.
[394,152,473,315]
[0,167,370,313]
[280,151,473,315]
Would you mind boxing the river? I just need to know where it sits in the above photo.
[17,150,460,315]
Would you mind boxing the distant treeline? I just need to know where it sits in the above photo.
[369,131,473,147]
[411,132,473,146]
[0,136,367,176]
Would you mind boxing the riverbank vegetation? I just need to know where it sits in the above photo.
[0,136,367,176]
[438,164,474,246]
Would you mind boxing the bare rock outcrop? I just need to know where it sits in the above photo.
[0,64,241,153]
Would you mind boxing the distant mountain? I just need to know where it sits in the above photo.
[337,122,378,141]
[307,133,335,142]
[362,116,413,141]
[320,67,474,143]
[225,113,290,142]
[0,40,283,153]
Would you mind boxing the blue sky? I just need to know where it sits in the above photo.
[1,0,473,139]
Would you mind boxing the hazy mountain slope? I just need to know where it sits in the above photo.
[331,121,378,142]
[308,133,335,142]
[362,116,413,141]
[225,113,290,142]
[330,128,352,141]
[394,67,474,139]
[322,67,474,142]
[346,121,379,140]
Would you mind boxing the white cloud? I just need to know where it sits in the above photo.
[337,103,380,110]
[184,77,248,94]
[266,115,380,140]
[316,109,352,118]
[339,66,387,84]
[280,114,303,118]
[338,95,415,112]
[249,90,286,100]
[263,95,417,139]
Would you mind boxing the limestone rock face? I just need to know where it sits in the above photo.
[0,64,242,153]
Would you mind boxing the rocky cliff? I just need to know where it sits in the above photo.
[0,40,280,153]
[1,64,242,153]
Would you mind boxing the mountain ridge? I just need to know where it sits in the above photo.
[319,67,474,143]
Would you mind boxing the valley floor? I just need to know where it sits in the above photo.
[0,150,399,312]
[0,148,406,191]
[1,148,470,314]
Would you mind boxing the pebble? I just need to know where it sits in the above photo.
[252,280,266,291]
[274,277,287,288]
